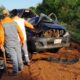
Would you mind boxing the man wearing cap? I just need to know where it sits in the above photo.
[1,9,24,75]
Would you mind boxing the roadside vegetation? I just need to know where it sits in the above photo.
[0,0,80,42]
[31,0,80,43]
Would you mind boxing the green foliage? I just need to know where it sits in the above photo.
[0,5,5,14]
[70,31,80,42]
[34,0,80,42]
[0,6,5,20]
[36,0,80,22]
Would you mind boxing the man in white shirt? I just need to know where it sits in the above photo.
[12,9,34,65]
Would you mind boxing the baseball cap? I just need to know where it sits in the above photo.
[2,9,9,15]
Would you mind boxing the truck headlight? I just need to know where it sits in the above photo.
[63,32,69,37]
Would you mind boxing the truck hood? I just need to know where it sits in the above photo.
[40,22,65,30]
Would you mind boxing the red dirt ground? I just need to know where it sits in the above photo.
[0,42,80,80]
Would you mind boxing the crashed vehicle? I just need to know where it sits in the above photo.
[11,9,70,52]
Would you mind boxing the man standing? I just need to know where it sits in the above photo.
[1,9,24,75]
[11,9,34,65]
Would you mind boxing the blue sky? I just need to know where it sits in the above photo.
[0,0,42,10]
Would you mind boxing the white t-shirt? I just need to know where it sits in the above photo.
[15,18,27,41]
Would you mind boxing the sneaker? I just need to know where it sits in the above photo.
[18,67,23,71]
[24,61,31,66]
[18,68,21,71]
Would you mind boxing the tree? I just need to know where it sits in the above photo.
[35,0,80,42]
[0,5,5,14]
[0,5,5,20]
[36,0,80,27]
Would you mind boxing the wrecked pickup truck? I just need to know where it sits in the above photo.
[11,9,70,52]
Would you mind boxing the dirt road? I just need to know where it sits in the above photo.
[0,42,80,80]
